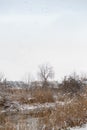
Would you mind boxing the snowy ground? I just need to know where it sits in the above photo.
[71,125,87,130]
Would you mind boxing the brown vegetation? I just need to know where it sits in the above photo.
[32,88,54,103]
[0,72,87,129]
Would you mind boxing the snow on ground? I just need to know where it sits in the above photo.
[71,125,87,130]
[19,99,74,112]
[20,101,65,111]
[20,102,56,111]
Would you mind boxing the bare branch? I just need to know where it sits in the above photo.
[38,63,54,87]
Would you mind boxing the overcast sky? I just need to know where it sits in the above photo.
[0,0,87,81]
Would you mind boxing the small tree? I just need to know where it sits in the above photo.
[38,64,54,87]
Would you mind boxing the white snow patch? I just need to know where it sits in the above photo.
[19,100,73,111]
[71,125,87,130]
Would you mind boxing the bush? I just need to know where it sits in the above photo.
[59,74,84,94]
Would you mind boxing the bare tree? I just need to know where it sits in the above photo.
[38,64,54,87]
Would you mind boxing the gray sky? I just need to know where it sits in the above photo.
[0,0,87,81]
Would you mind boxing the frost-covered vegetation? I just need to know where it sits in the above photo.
[0,65,87,130]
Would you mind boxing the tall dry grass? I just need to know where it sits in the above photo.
[42,95,87,129]
[32,88,54,103]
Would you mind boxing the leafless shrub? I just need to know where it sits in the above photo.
[59,73,84,95]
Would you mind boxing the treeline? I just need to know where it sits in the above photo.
[0,63,87,95]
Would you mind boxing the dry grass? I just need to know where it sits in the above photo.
[6,88,30,95]
[18,96,36,104]
[29,108,51,118]
[32,88,55,103]
[42,95,87,129]
[13,89,54,104]
[0,82,87,129]
[0,94,87,130]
